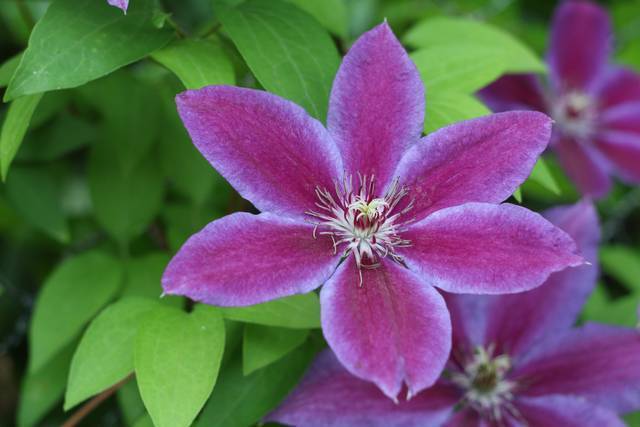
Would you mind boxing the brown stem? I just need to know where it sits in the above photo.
[61,375,133,427]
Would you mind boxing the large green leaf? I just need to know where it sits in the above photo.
[121,253,169,300]
[527,157,562,195]
[411,46,504,93]
[221,292,321,328]
[0,53,22,88]
[152,38,235,89]
[135,304,225,427]
[88,138,164,246]
[28,251,123,373]
[65,298,158,409]
[196,340,318,427]
[219,0,340,120]
[4,0,173,101]
[81,72,162,174]
[17,343,75,427]
[5,166,69,242]
[405,17,545,74]
[425,92,491,133]
[286,0,348,37]
[243,324,308,375]
[600,246,640,293]
[0,93,43,180]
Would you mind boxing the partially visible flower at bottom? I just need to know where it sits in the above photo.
[270,201,640,427]
[107,0,128,13]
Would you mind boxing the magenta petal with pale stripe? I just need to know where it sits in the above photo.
[594,67,640,109]
[107,0,128,12]
[515,395,625,427]
[268,350,458,427]
[514,324,640,413]
[401,202,583,295]
[595,131,640,183]
[176,86,342,220]
[478,74,546,112]
[320,260,451,400]
[327,21,424,189]
[481,201,600,358]
[549,1,611,90]
[554,137,612,197]
[394,112,551,221]
[162,212,339,305]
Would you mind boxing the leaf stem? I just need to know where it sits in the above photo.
[61,374,133,427]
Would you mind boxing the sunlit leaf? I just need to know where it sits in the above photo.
[135,304,225,427]
[243,325,308,375]
[221,293,321,329]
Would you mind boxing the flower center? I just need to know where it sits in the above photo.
[306,174,413,285]
[550,91,597,140]
[451,346,517,422]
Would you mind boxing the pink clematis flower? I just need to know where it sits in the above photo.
[270,201,640,426]
[480,0,640,198]
[107,0,128,13]
[162,22,583,400]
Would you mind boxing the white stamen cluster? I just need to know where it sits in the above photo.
[450,346,519,423]
[306,174,413,285]
[550,91,598,140]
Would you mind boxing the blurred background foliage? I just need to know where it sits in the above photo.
[0,0,639,426]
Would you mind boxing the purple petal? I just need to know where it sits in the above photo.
[444,293,491,354]
[401,202,584,295]
[514,323,640,413]
[394,112,552,221]
[553,137,612,198]
[516,395,625,427]
[107,0,128,12]
[595,131,640,183]
[269,350,459,427]
[441,409,485,427]
[478,74,547,112]
[176,86,342,220]
[162,212,339,306]
[327,22,424,189]
[548,0,612,90]
[602,102,640,134]
[593,67,640,109]
[481,201,600,359]
[320,260,451,400]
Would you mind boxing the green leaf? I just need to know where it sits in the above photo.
[5,166,69,242]
[425,92,491,133]
[0,93,43,180]
[0,52,22,88]
[405,17,545,74]
[65,298,158,409]
[135,304,225,427]
[196,341,318,427]
[513,187,523,203]
[16,112,95,162]
[286,0,348,38]
[219,0,340,120]
[81,72,162,174]
[243,325,308,375]
[117,378,147,427]
[582,285,638,327]
[89,139,164,245]
[122,253,169,300]
[17,343,75,427]
[4,0,173,101]
[152,38,235,89]
[527,157,561,195]
[221,292,321,329]
[410,46,504,93]
[29,251,123,373]
[600,246,640,293]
